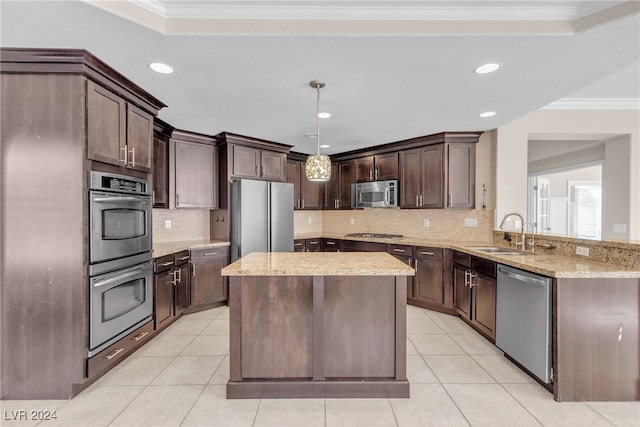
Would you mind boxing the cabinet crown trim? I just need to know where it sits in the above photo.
[215,132,293,154]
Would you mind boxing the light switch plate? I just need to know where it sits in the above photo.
[423,219,430,228]
[307,217,312,224]
[613,223,627,233]
[350,218,355,225]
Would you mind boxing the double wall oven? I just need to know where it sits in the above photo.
[88,171,153,357]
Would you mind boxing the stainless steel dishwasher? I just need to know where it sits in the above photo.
[496,264,552,384]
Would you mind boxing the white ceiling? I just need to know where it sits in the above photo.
[1,1,638,155]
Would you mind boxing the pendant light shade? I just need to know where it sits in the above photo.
[305,80,331,182]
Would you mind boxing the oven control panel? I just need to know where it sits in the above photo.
[89,171,151,196]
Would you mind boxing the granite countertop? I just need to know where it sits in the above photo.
[222,252,416,276]
[153,239,230,258]
[294,233,640,279]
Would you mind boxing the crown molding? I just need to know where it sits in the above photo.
[543,98,640,110]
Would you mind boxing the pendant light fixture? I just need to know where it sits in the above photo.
[305,80,331,182]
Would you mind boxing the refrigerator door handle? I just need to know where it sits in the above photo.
[267,184,272,251]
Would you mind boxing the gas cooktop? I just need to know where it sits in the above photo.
[344,233,404,239]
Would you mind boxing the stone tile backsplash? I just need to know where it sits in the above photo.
[153,209,210,243]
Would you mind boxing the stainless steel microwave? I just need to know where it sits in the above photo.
[351,179,399,208]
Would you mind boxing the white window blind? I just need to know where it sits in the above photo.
[570,182,601,239]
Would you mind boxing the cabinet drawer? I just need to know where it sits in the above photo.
[321,238,342,251]
[293,239,305,252]
[452,250,471,268]
[87,321,154,378]
[414,246,443,260]
[342,240,387,252]
[471,256,496,278]
[154,254,175,273]
[174,250,190,266]
[190,246,230,261]
[387,244,413,256]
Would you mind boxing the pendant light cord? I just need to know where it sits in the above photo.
[316,85,321,156]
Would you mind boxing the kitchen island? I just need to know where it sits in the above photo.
[221,252,414,399]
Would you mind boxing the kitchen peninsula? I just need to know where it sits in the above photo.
[221,252,414,399]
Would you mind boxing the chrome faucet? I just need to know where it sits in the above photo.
[499,212,525,251]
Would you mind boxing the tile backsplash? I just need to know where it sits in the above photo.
[321,209,494,242]
[153,209,210,243]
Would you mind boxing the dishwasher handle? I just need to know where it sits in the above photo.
[498,266,548,286]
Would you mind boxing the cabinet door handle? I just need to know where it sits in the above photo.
[133,331,149,342]
[448,194,453,207]
[336,199,340,208]
[128,147,135,167]
[120,147,127,164]
[375,169,379,180]
[464,270,469,287]
[105,348,124,360]
[302,199,305,209]
[176,194,180,206]
[369,169,373,181]
[416,195,419,206]
[192,264,196,277]
[420,194,423,207]
[469,272,478,288]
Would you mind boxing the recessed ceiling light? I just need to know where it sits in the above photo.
[317,112,331,119]
[479,111,496,118]
[320,144,330,148]
[149,62,174,74]
[474,63,500,74]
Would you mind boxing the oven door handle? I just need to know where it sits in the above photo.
[93,265,150,288]
[93,196,150,204]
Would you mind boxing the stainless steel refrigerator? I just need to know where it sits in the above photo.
[230,179,294,262]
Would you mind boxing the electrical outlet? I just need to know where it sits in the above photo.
[350,218,355,225]
[165,220,171,229]
[464,218,478,227]
[576,246,589,256]
[307,217,312,224]
[423,219,430,228]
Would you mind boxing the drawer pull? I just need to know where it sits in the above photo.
[294,243,303,246]
[308,241,318,244]
[159,261,173,267]
[105,348,124,360]
[393,248,406,253]
[177,256,190,261]
[203,252,218,256]
[420,251,435,256]
[133,331,149,342]
[326,241,336,245]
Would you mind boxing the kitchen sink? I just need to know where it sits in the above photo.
[470,246,525,255]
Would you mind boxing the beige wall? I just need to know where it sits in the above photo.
[496,109,639,240]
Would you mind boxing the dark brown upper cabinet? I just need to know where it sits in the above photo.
[286,157,324,210]
[324,159,354,210]
[87,81,154,173]
[169,130,218,209]
[152,118,174,208]
[230,143,286,181]
[400,141,476,209]
[354,152,398,182]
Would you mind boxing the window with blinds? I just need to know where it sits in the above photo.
[569,181,602,239]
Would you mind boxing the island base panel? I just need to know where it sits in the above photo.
[227,380,410,399]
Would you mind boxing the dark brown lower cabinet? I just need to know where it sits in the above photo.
[153,250,191,331]
[190,246,229,311]
[411,247,447,309]
[453,251,496,341]
[294,239,305,252]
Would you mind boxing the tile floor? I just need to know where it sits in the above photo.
[1,305,638,427]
